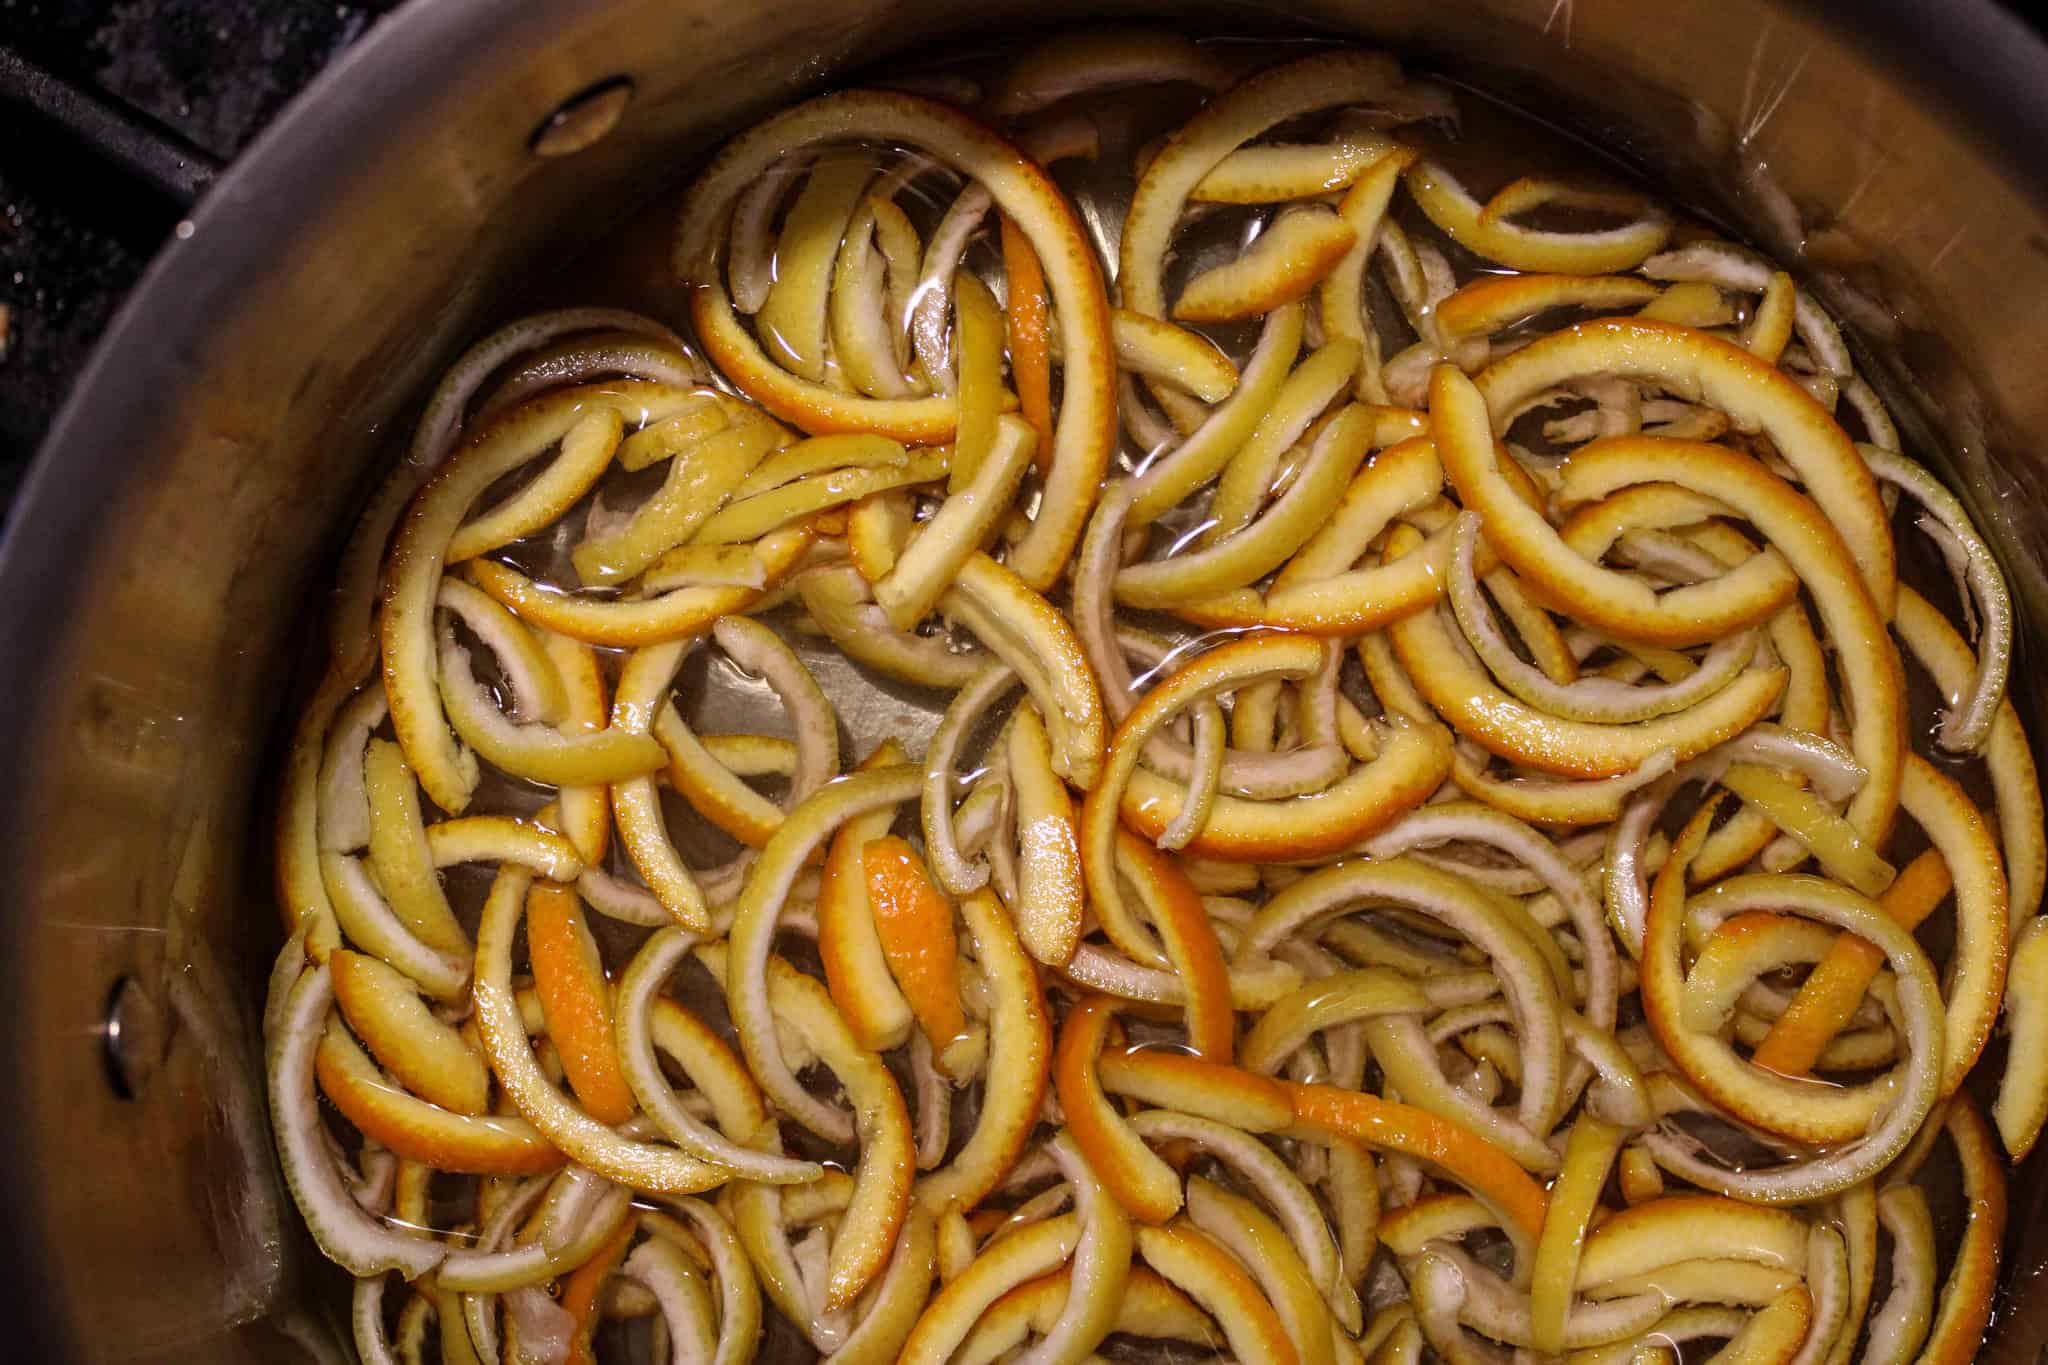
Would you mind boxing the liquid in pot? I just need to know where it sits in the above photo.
[268,29,2038,1364]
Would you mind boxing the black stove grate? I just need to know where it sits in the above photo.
[0,1,401,516]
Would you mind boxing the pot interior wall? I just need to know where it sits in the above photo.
[3,1,2044,1361]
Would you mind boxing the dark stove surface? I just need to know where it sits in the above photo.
[0,0,400,513]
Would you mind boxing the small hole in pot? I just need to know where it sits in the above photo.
[530,77,634,158]
[100,975,163,1100]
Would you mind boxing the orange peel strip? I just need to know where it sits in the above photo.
[726,763,920,1142]
[558,1216,638,1365]
[1434,273,1660,349]
[1189,133,1398,203]
[830,196,923,401]
[1742,270,1797,363]
[916,887,1052,1213]
[1186,1175,1338,1365]
[537,632,614,866]
[1319,149,1416,402]
[437,620,669,787]
[1110,308,1238,402]
[1529,1113,1628,1355]
[1126,300,1304,524]
[1714,762,1895,895]
[619,1234,724,1363]
[472,865,728,1192]
[953,1266,1215,1365]
[942,552,1104,786]
[465,522,814,648]
[1119,712,1450,862]
[897,1212,1082,1365]
[692,277,954,438]
[1446,512,1764,725]
[1120,48,1405,320]
[1865,446,2012,755]
[1114,828,1236,1058]
[1001,214,1056,473]
[1914,1095,2005,1365]
[526,882,637,1127]
[612,395,739,472]
[1010,1132,1137,1364]
[1173,204,1358,322]
[1472,316,1894,609]
[877,415,1035,629]
[382,398,628,812]
[1864,1184,1935,1364]
[1556,433,1904,842]
[329,948,489,1115]
[316,1018,561,1176]
[1096,1049,1290,1131]
[1135,1220,1302,1365]
[758,156,876,383]
[1404,159,1671,273]
[819,797,915,1054]
[1055,995,1184,1223]
[1575,1195,1810,1290]
[863,835,972,1072]
[318,849,469,1000]
[1407,1241,1665,1353]
[432,575,567,722]
[1756,760,2005,1090]
[1997,913,2048,1159]
[946,271,1006,489]
[439,401,630,566]
[1433,365,1799,649]
[921,664,1021,896]
[1283,1081,1547,1259]
[826,1206,936,1365]
[767,956,915,1311]
[362,739,470,957]
[796,564,991,691]
[1082,633,1324,963]
[1177,436,1451,632]
[677,92,1114,589]
[732,432,906,500]
[692,447,946,545]
[1203,337,1364,546]
[614,926,821,1183]
[1718,1289,1817,1365]
[1893,585,2046,916]
[1640,809,1943,1188]
[1240,967,1430,1076]
[277,663,369,953]
[1005,700,1085,967]
[270,970,454,1285]
[1387,595,1786,781]
[570,416,779,586]
[1062,940,1301,1013]
[608,640,709,931]
[1643,240,1851,375]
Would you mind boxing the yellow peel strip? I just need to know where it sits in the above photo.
[725,765,920,1143]
[877,414,1036,629]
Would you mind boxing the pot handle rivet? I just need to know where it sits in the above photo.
[100,975,164,1100]
[530,77,634,158]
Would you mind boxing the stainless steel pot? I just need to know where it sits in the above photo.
[3,1,2045,1359]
